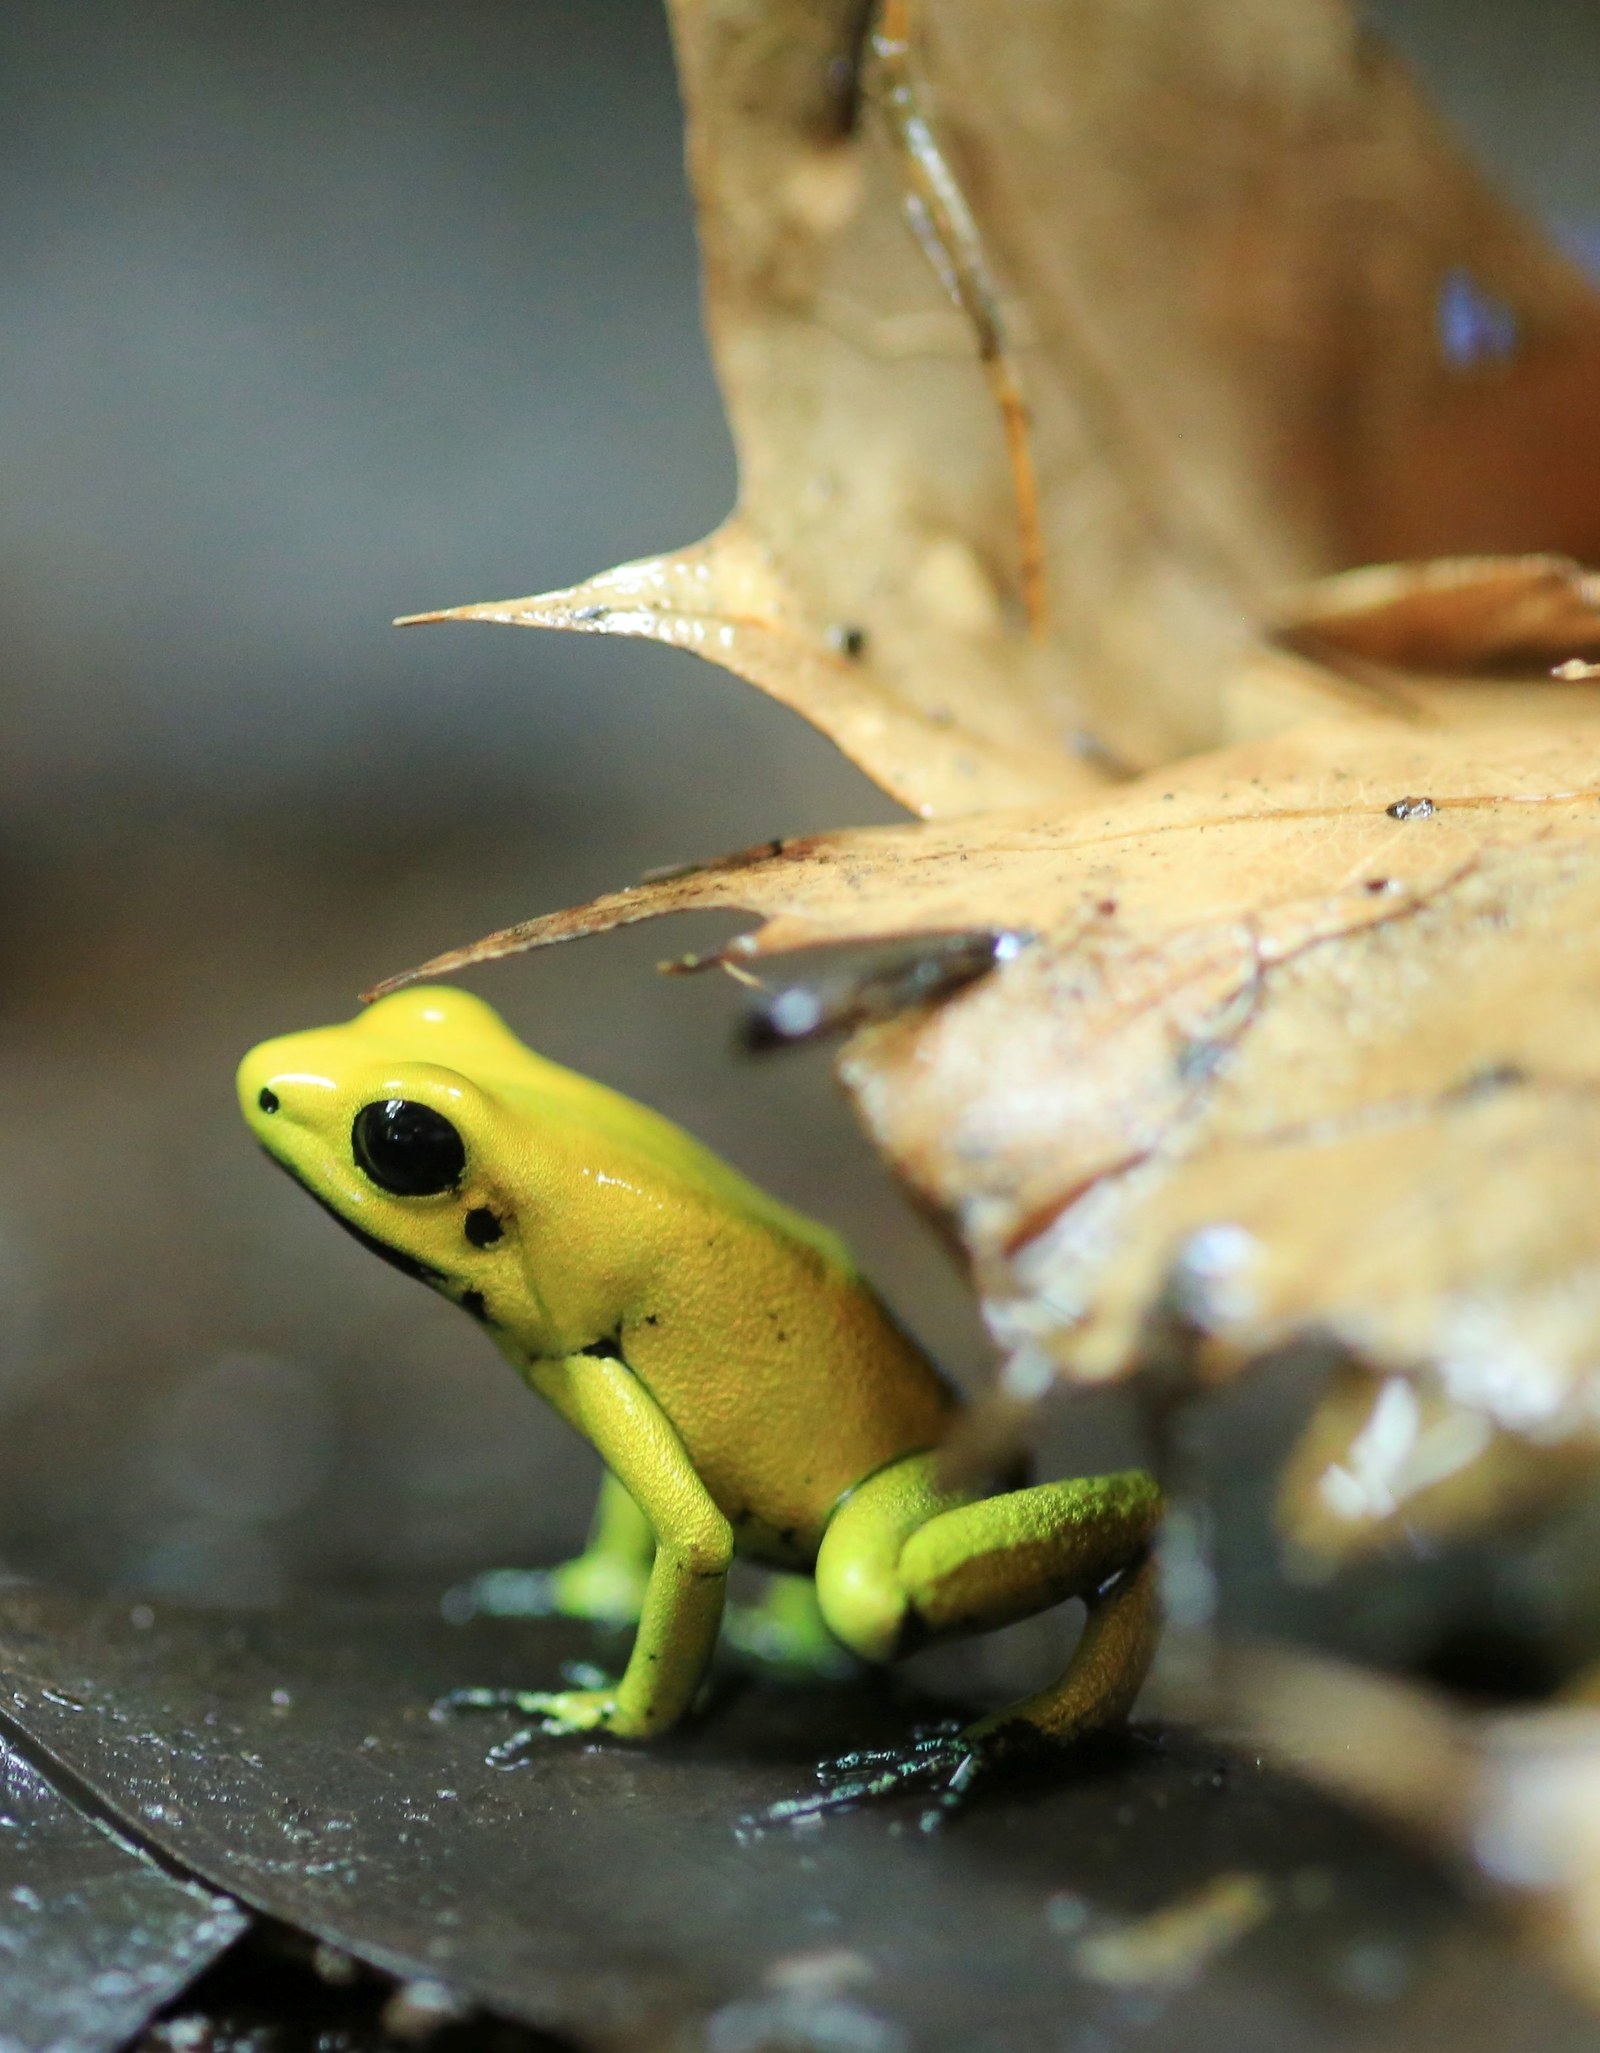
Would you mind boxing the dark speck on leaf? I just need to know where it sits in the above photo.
[827,623,867,659]
[1456,1061,1528,1101]
[1177,1038,1227,1084]
[1386,796,1437,821]
[1364,878,1392,894]
[1097,899,1117,916]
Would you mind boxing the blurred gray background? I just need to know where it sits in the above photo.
[0,0,1596,1675]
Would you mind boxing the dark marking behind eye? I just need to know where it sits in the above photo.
[464,1207,503,1248]
[460,1289,491,1324]
[258,1088,280,1114]
[258,1147,449,1288]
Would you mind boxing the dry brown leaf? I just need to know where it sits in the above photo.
[378,0,1600,1564]
[1278,557,1600,679]
[1222,556,1600,753]
[374,719,1600,1552]
[399,0,1600,813]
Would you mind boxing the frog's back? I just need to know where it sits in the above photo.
[494,1044,959,1548]
[499,1050,854,1275]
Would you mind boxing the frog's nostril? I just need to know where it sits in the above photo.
[258,1087,281,1114]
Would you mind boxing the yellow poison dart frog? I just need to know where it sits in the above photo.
[237,985,1161,1810]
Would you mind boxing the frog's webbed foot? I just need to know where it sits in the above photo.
[434,1662,619,1766]
[745,1719,993,1833]
[440,1555,648,1629]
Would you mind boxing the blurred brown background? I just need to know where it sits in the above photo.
[1,0,1597,1674]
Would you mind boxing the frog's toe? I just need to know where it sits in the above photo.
[431,1684,555,1720]
[483,1724,546,1770]
[440,1560,647,1628]
[432,1675,620,1758]
[746,1720,992,1831]
[479,1700,612,1767]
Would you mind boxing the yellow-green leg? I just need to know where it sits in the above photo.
[767,1454,1160,1821]
[441,1471,655,1628]
[900,1471,1162,1751]
[441,1353,732,1752]
[444,1474,848,1673]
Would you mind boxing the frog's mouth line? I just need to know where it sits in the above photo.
[257,1143,453,1290]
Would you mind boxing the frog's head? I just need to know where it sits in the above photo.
[237,985,528,1325]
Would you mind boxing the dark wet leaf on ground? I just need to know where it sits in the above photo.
[0,1586,1594,2051]
[0,1717,245,2053]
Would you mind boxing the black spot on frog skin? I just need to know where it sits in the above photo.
[644,1314,660,1327]
[464,1207,503,1248]
[581,1330,625,1362]
[460,1289,491,1324]
[257,1087,280,1114]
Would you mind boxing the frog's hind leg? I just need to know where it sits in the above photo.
[776,1457,1160,1824]
[900,1471,1162,1755]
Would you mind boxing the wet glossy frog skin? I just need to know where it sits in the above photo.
[238,986,1160,1804]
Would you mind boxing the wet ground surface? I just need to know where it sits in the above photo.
[0,1586,1593,2052]
[0,1723,244,2053]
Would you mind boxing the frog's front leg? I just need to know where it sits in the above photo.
[443,1352,731,1751]
[444,1471,654,1628]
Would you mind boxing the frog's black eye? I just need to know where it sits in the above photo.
[352,1099,465,1197]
